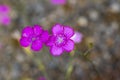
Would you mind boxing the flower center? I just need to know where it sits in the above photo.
[55,35,66,46]
[57,36,64,44]
[32,37,36,41]
[32,36,39,41]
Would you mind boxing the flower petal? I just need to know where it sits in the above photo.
[20,37,31,47]
[50,46,63,56]
[70,32,83,43]
[40,30,49,43]
[1,16,11,25]
[46,36,55,46]
[63,40,74,52]
[64,26,74,38]
[52,23,63,35]
[31,39,42,51]
[0,5,10,13]
[33,25,43,36]
[22,26,33,38]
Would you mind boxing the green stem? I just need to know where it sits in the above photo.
[86,58,102,79]
[26,52,50,80]
[65,57,74,80]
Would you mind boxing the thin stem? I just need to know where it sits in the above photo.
[86,58,102,79]
[24,49,50,80]
[83,48,101,79]
[34,58,50,80]
[65,56,74,80]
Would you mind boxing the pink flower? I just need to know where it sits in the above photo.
[47,23,74,56]
[0,5,11,25]
[38,77,46,80]
[20,25,49,51]
[71,31,83,43]
[50,0,66,5]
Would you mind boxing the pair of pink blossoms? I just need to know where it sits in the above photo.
[20,24,83,56]
[0,5,11,25]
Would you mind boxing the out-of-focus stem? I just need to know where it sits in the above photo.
[86,58,102,79]
[24,48,50,80]
[65,55,74,80]
[65,63,73,80]
[34,58,50,80]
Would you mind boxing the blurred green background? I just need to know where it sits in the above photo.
[0,0,120,80]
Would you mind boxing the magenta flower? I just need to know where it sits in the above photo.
[20,25,49,51]
[0,5,11,25]
[47,24,74,56]
[38,77,46,80]
[71,31,83,43]
[50,0,66,5]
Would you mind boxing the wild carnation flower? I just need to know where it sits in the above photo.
[50,0,66,5]
[38,77,46,80]
[0,5,11,25]
[20,25,49,51]
[70,31,83,43]
[46,24,74,56]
